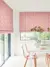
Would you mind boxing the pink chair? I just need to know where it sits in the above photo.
[22,44,37,67]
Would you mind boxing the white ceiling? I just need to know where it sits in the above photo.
[4,0,50,12]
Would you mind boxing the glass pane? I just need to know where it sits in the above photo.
[0,34,10,66]
[20,32,50,50]
[0,34,4,66]
[4,34,8,60]
[20,32,50,40]
[20,32,40,40]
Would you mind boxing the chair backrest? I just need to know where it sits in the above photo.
[22,44,29,57]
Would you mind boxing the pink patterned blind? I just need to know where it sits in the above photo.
[20,12,50,32]
[0,0,13,33]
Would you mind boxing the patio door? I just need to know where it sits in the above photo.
[0,34,11,66]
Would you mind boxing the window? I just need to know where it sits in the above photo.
[0,34,11,66]
[20,32,50,50]
[20,32,50,40]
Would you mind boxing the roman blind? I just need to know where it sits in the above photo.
[20,12,50,32]
[0,0,13,33]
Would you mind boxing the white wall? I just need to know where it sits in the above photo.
[11,10,24,56]
[4,0,50,12]
[11,10,19,56]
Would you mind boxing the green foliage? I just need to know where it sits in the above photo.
[39,32,50,40]
[0,34,4,41]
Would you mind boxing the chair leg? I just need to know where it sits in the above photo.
[34,55,37,67]
[24,59,28,67]
[45,56,49,67]
[45,54,50,67]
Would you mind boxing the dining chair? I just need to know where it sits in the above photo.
[22,44,37,67]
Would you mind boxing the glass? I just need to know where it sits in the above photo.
[4,34,8,60]
[20,32,50,40]
[20,32,50,50]
[20,32,39,40]
[0,34,11,66]
[0,34,4,66]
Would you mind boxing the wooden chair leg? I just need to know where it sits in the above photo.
[24,59,28,67]
[45,56,49,67]
[34,55,37,67]
[46,54,50,67]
